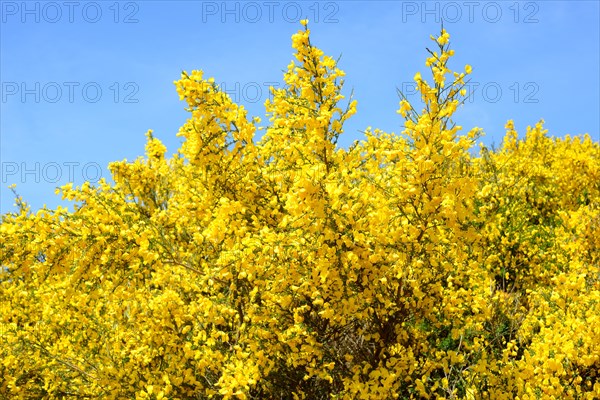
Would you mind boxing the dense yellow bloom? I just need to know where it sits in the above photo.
[1,26,598,400]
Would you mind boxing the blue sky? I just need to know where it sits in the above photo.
[1,0,599,213]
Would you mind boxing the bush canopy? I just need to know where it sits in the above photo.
[1,23,599,399]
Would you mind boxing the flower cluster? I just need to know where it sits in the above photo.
[1,26,598,399]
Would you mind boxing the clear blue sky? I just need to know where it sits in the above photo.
[1,1,599,213]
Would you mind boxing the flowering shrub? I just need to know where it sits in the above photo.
[1,23,599,399]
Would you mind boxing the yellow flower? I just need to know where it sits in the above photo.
[2,25,599,400]
[397,99,412,117]
[437,30,450,45]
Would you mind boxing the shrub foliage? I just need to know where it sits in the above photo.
[1,24,599,399]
